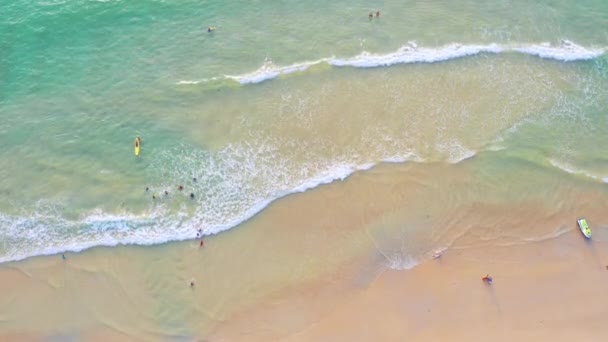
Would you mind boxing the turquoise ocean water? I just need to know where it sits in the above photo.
[1,0,607,262]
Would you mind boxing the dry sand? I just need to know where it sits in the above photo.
[280,231,608,342]
[209,208,608,341]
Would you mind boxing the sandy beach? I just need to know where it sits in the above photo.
[1,160,606,341]
[279,231,608,342]
[3,0,608,340]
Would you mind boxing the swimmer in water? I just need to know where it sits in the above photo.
[190,193,195,199]
[376,11,380,17]
[368,12,373,19]
[178,185,184,191]
[164,190,169,196]
[207,26,215,33]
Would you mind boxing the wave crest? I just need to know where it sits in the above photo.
[329,42,502,67]
[513,40,604,62]
[176,40,605,86]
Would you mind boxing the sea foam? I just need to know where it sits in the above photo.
[329,42,503,67]
[548,158,607,183]
[0,156,407,263]
[513,40,604,62]
[176,40,605,86]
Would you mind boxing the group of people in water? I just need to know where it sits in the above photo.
[369,11,380,19]
[146,177,198,201]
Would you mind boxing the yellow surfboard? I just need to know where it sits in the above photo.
[135,137,141,156]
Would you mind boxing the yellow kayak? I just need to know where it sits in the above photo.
[135,137,141,156]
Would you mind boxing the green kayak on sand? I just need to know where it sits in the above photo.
[577,218,591,239]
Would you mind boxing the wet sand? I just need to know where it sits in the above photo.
[1,160,607,341]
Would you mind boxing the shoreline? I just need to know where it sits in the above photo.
[1,160,607,340]
[4,152,606,265]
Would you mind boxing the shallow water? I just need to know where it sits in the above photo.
[0,0,607,262]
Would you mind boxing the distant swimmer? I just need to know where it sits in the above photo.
[196,228,202,238]
[200,240,204,248]
[207,26,216,33]
[376,11,380,17]
[190,193,195,199]
[164,190,169,196]
[368,12,373,19]
[193,177,197,182]
[62,253,66,260]
[178,185,184,191]
[145,187,149,191]
[190,279,195,287]
[152,195,156,200]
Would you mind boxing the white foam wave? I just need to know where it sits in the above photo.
[177,80,201,85]
[225,57,330,84]
[513,40,604,62]
[382,153,424,164]
[330,42,503,67]
[176,77,221,85]
[0,142,446,264]
[386,253,419,270]
[435,140,477,164]
[0,205,188,263]
[175,41,605,86]
[0,157,388,264]
[548,159,606,182]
